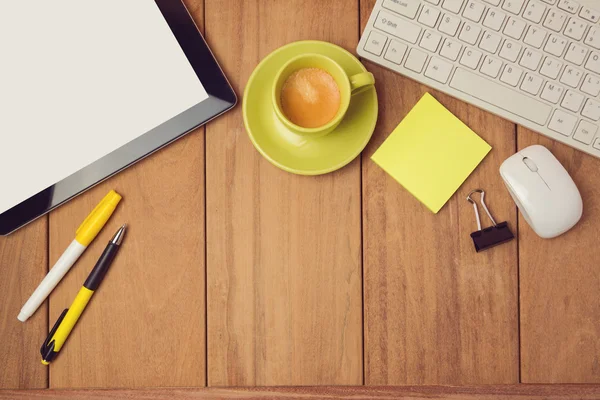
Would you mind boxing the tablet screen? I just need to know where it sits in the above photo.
[0,1,208,214]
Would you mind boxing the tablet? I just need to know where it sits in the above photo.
[0,0,236,235]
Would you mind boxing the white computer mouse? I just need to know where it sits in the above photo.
[499,145,583,239]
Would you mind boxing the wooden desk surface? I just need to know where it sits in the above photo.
[1,0,599,393]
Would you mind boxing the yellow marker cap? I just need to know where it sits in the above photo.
[75,190,122,246]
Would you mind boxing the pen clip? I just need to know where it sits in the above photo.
[41,308,68,354]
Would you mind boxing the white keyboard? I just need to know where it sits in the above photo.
[358,0,600,158]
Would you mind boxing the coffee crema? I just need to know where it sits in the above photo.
[280,67,341,129]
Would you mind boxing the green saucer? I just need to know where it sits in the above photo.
[243,40,378,175]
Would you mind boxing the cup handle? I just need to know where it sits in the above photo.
[349,72,375,96]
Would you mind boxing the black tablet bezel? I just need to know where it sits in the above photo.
[0,0,236,235]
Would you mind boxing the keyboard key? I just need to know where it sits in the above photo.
[502,0,526,14]
[375,11,422,44]
[580,7,600,23]
[565,43,588,66]
[440,38,463,60]
[499,40,523,62]
[500,65,523,86]
[585,27,600,50]
[524,26,547,48]
[483,8,506,30]
[480,55,503,77]
[543,9,568,32]
[544,34,568,57]
[581,74,600,97]
[519,48,543,70]
[439,14,462,35]
[420,30,443,52]
[443,0,465,13]
[479,31,502,53]
[557,0,579,14]
[548,109,577,136]
[504,17,527,39]
[425,57,454,82]
[541,82,565,103]
[561,90,584,112]
[582,98,600,121]
[482,0,501,5]
[450,68,552,124]
[405,48,429,72]
[560,66,583,87]
[383,0,421,19]
[594,138,600,150]
[384,39,408,64]
[520,73,544,94]
[460,47,483,68]
[540,57,563,79]
[459,22,482,44]
[419,5,441,27]
[573,120,597,144]
[585,52,600,74]
[540,0,556,3]
[564,17,588,41]
[364,31,387,56]
[425,0,441,4]
[523,1,547,23]
[463,0,486,22]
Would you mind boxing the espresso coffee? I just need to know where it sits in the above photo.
[280,67,341,129]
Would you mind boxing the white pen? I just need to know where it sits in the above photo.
[17,190,121,322]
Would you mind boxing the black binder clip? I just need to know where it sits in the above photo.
[467,189,514,252]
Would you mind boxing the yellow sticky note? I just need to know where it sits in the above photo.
[371,93,491,213]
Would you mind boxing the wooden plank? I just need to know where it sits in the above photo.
[48,135,206,388]
[205,0,362,386]
[3,385,600,399]
[47,1,206,388]
[360,0,519,385]
[183,0,204,29]
[48,133,206,388]
[0,217,48,389]
[518,129,600,383]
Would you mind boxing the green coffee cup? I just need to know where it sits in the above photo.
[272,53,375,138]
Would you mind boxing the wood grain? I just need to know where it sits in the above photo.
[518,129,600,383]
[205,0,363,386]
[3,0,600,391]
[360,0,519,385]
[0,217,48,389]
[47,133,206,388]
[2,385,600,399]
[47,1,206,386]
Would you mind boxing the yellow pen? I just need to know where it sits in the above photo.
[18,190,122,322]
[41,224,127,365]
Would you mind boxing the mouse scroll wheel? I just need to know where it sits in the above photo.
[522,157,538,172]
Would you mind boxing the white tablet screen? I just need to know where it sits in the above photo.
[0,1,208,214]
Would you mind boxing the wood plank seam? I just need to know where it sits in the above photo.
[358,1,366,389]
[201,0,209,389]
[515,123,523,385]
[2,385,600,399]
[46,217,50,390]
